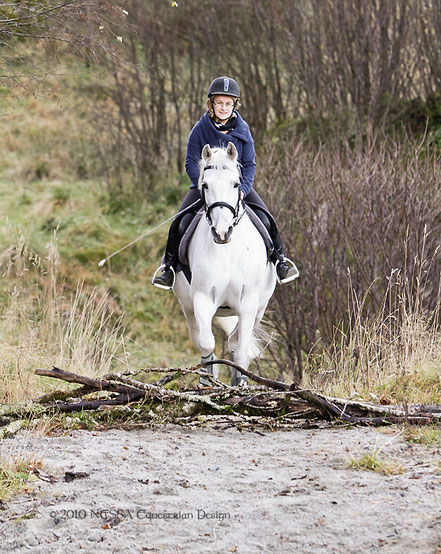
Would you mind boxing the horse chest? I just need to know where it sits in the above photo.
[188,220,266,288]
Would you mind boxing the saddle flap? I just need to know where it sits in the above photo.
[243,205,274,258]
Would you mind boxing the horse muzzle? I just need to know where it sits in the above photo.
[211,226,233,244]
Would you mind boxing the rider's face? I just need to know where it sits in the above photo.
[212,95,235,121]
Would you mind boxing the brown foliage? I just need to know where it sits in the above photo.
[258,135,441,380]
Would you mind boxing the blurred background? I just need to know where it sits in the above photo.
[0,0,440,403]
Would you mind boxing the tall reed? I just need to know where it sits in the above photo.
[0,230,126,403]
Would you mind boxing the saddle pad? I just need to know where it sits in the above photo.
[178,210,204,266]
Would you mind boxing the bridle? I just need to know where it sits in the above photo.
[201,164,244,228]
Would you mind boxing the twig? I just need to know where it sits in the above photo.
[104,373,230,413]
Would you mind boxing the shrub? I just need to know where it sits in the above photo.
[259,134,441,390]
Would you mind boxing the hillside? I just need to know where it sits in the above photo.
[0,52,201,401]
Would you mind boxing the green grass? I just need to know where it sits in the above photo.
[348,450,405,475]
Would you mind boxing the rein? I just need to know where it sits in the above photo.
[201,164,244,228]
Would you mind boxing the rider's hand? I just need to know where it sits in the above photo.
[240,191,244,200]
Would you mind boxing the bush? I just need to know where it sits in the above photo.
[258,135,441,385]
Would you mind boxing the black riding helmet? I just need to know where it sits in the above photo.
[207,76,240,99]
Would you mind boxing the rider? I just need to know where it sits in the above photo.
[152,76,297,289]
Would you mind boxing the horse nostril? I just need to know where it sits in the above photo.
[211,228,222,242]
[211,227,231,244]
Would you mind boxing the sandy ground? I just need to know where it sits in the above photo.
[0,423,440,554]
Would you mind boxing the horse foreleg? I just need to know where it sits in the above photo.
[227,325,246,386]
[193,294,219,385]
[179,306,218,385]
[231,304,259,386]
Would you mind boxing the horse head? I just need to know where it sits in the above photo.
[199,143,242,244]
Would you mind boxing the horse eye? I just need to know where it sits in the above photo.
[202,182,208,190]
[233,182,240,188]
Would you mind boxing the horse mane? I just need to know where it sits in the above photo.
[198,146,241,189]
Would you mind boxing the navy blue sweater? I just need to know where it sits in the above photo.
[185,111,256,197]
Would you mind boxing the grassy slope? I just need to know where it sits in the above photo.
[0,50,198,402]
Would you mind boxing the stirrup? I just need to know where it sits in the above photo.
[151,264,176,291]
[276,257,299,285]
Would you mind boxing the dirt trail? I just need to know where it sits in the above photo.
[0,424,440,553]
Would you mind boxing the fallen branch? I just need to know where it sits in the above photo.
[35,367,143,396]
[41,392,145,412]
[191,359,289,390]
[1,363,438,429]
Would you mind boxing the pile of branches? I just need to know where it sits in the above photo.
[1,361,440,433]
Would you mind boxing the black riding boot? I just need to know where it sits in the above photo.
[252,207,299,284]
[152,189,203,290]
[271,231,296,283]
[152,218,181,290]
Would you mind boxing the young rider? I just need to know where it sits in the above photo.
[152,76,297,289]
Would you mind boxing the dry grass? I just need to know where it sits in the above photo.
[303,228,441,403]
[305,304,441,403]
[0,454,42,502]
[0,230,127,403]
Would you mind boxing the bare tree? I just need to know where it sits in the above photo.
[0,1,128,93]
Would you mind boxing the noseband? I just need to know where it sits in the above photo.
[201,164,243,228]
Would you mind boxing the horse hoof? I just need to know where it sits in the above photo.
[231,376,248,387]
[199,376,213,387]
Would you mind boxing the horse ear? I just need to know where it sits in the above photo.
[226,142,237,160]
[202,144,212,162]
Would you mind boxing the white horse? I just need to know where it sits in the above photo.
[173,142,277,386]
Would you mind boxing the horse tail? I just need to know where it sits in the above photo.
[214,315,262,359]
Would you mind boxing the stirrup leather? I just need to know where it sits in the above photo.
[276,257,300,284]
[151,264,176,291]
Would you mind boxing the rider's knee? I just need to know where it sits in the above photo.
[178,212,196,237]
